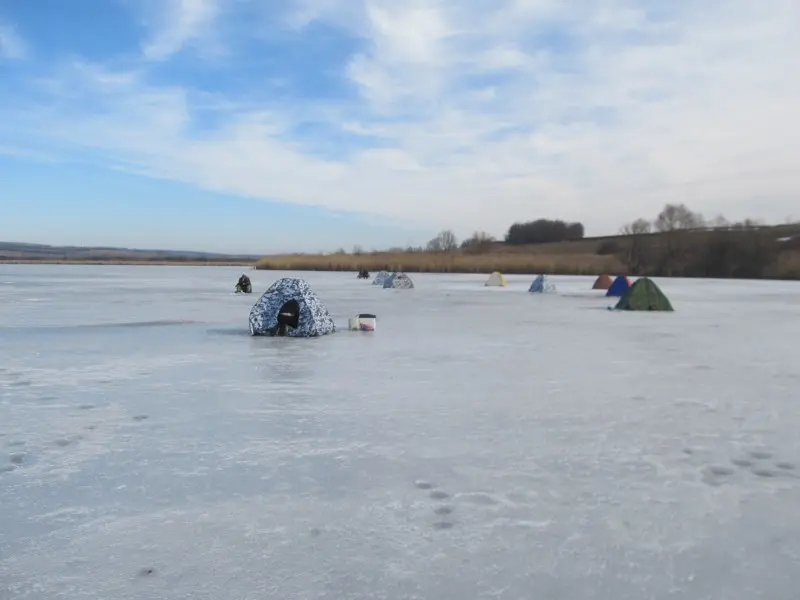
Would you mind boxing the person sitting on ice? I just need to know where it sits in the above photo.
[236,273,252,294]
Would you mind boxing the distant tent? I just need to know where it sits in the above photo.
[614,277,674,312]
[372,271,390,286]
[249,278,336,337]
[592,274,613,290]
[606,275,632,297]
[383,272,415,289]
[529,274,557,293]
[485,271,507,287]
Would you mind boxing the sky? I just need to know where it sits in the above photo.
[1,0,799,255]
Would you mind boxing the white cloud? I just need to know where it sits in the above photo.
[0,20,27,59]
[4,0,800,242]
[141,0,220,60]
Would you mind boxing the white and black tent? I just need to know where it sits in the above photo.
[372,271,391,286]
[249,278,336,337]
[383,272,414,289]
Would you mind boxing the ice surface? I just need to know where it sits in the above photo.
[2,264,800,600]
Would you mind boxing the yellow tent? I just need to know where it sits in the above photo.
[485,271,507,287]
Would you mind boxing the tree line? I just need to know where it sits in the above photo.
[336,218,586,256]
[612,203,797,279]
[419,218,586,255]
[336,202,798,279]
[619,203,765,235]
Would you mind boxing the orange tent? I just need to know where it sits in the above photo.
[592,274,613,290]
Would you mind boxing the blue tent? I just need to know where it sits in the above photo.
[529,274,556,293]
[249,278,336,337]
[606,275,632,297]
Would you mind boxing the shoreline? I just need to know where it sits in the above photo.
[3,260,799,280]
[0,260,256,267]
[251,267,800,281]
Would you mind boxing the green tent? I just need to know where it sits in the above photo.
[614,277,674,311]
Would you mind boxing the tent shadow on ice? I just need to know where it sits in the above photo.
[383,272,415,289]
[529,274,556,293]
[605,275,632,297]
[248,278,336,337]
[613,277,674,311]
[484,271,506,287]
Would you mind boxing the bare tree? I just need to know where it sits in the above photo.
[709,214,730,229]
[619,218,652,235]
[680,208,705,229]
[439,230,458,250]
[654,203,705,231]
[654,204,680,231]
[352,245,364,255]
[425,239,442,252]
[461,230,494,244]
[460,230,496,254]
[426,229,459,252]
[729,218,763,230]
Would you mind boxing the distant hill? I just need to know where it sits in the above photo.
[0,241,261,264]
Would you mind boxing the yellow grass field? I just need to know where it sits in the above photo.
[254,230,800,279]
[255,250,626,275]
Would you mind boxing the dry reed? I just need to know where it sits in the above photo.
[766,251,800,280]
[255,251,626,275]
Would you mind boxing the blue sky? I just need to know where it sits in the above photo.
[1,0,798,254]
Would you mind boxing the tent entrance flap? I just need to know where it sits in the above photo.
[277,299,300,335]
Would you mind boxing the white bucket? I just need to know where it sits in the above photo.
[348,317,361,331]
[358,314,377,331]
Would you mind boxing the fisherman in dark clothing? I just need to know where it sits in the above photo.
[236,273,252,293]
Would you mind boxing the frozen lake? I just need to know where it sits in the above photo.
[1,264,800,600]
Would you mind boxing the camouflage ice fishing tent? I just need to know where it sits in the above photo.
[249,278,336,337]
[372,271,390,286]
[383,272,415,289]
[614,277,674,312]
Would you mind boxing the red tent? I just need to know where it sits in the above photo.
[592,274,613,290]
